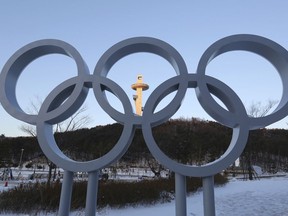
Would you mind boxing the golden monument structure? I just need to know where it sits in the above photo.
[131,74,149,115]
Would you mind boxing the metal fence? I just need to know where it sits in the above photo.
[1,34,288,215]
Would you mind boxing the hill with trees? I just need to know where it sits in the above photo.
[0,118,288,173]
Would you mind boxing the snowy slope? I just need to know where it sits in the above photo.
[1,176,288,215]
[94,177,288,216]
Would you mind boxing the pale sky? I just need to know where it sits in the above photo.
[1,1,288,137]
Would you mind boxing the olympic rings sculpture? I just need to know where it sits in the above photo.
[1,34,288,177]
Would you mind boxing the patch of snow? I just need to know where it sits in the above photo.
[252,165,263,175]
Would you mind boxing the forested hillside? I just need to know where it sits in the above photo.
[1,118,288,173]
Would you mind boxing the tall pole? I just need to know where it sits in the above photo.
[131,74,149,115]
[58,170,73,216]
[203,176,215,216]
[175,173,187,216]
[19,148,24,169]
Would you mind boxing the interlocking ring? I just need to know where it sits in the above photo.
[0,39,90,125]
[196,34,288,130]
[1,34,287,176]
[93,37,188,127]
[143,34,288,176]
[142,74,250,177]
[0,37,188,172]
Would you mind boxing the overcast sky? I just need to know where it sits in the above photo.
[1,1,288,137]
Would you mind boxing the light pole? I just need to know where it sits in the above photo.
[19,148,24,169]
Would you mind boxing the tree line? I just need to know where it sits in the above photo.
[1,118,288,173]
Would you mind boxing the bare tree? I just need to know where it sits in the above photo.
[242,99,278,180]
[19,97,92,184]
[20,97,91,135]
[247,100,278,118]
[141,153,165,178]
[19,124,37,137]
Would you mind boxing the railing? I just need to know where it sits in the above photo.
[1,34,288,216]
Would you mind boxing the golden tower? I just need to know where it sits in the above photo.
[131,75,149,115]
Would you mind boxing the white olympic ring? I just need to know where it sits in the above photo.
[142,74,250,177]
[0,35,287,176]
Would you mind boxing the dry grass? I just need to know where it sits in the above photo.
[0,174,227,214]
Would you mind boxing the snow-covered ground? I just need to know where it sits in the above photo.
[1,176,288,215]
